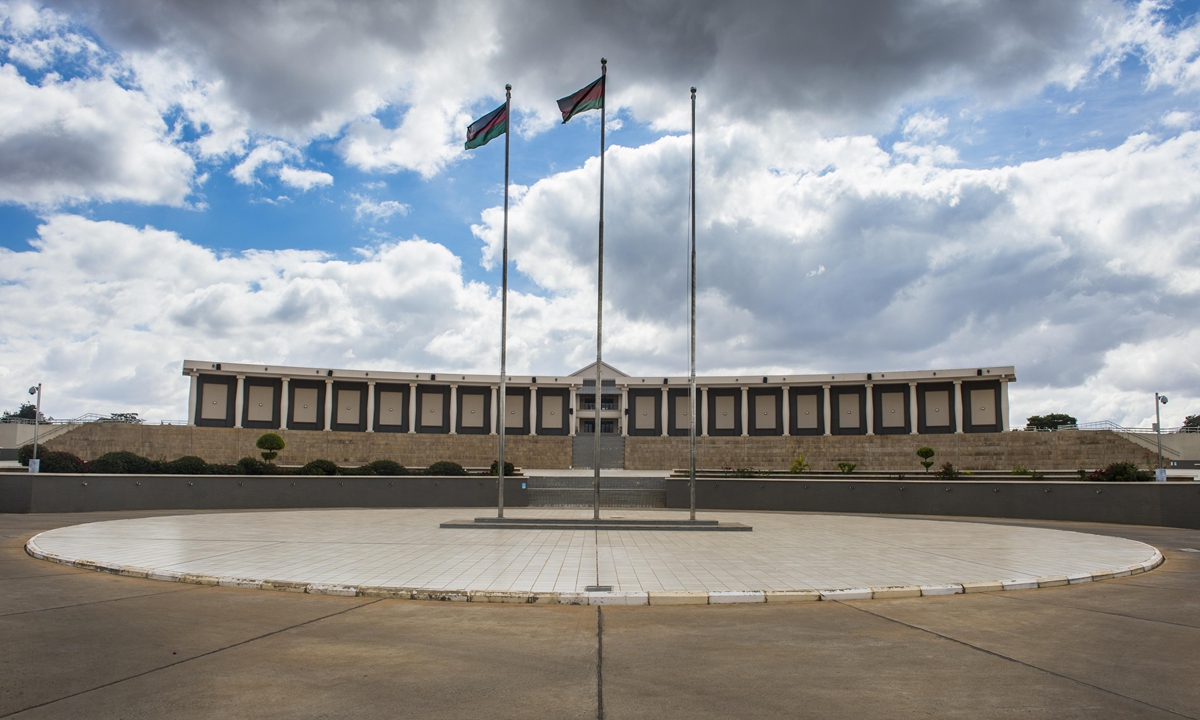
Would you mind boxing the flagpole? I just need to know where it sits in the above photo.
[688,86,697,522]
[498,83,512,519]
[593,58,607,521]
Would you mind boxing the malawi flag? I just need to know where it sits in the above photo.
[556,75,605,123]
[465,103,507,150]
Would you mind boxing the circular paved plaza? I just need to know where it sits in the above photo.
[26,509,1162,604]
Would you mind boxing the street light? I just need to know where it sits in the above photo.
[1155,393,1168,481]
[27,383,41,474]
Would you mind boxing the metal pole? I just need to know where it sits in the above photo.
[498,84,512,519]
[594,58,607,521]
[1156,392,1163,471]
[688,87,697,522]
[31,383,41,473]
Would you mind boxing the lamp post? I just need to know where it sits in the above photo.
[1155,393,1168,481]
[27,383,41,474]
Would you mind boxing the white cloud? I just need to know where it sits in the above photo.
[278,165,333,191]
[351,194,411,222]
[1162,109,1196,128]
[902,110,948,140]
[229,141,296,185]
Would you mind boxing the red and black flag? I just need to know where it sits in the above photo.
[465,102,508,150]
[556,75,605,124]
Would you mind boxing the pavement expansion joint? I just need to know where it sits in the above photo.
[23,508,1164,607]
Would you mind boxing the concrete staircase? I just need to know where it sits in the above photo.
[572,433,625,469]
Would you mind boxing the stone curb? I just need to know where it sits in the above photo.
[23,535,1167,606]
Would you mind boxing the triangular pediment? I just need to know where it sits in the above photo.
[569,361,628,379]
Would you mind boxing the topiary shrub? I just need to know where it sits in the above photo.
[38,450,85,473]
[300,459,340,476]
[93,451,158,474]
[916,446,935,473]
[256,432,285,462]
[490,460,515,476]
[368,460,407,476]
[1089,462,1153,482]
[426,460,466,476]
[163,456,208,475]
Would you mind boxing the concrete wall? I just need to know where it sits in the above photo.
[42,423,572,469]
[0,422,80,450]
[665,478,1200,530]
[0,474,527,514]
[1117,431,1200,462]
[627,431,1151,472]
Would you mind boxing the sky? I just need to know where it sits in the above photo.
[0,0,1199,428]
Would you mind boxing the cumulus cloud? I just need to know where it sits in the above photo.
[278,165,333,191]
[351,194,411,222]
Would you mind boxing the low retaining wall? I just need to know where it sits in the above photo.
[0,474,527,514]
[43,424,572,468]
[630,431,1151,472]
[665,478,1200,529]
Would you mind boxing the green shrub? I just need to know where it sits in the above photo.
[368,460,407,476]
[38,450,85,473]
[17,444,34,466]
[301,459,340,476]
[935,462,960,479]
[788,456,810,474]
[1089,462,1153,482]
[1011,464,1031,475]
[836,461,857,474]
[916,446,935,473]
[206,463,240,475]
[93,451,158,474]
[426,460,466,476]
[237,457,271,475]
[490,460,515,476]
[340,465,377,475]
[255,432,285,462]
[163,456,208,475]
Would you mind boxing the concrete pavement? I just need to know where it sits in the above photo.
[2,510,1197,719]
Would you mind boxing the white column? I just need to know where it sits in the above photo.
[568,387,577,436]
[408,383,417,433]
[1000,379,1011,431]
[529,386,538,435]
[909,382,918,435]
[700,388,708,437]
[782,388,790,436]
[741,386,749,436]
[366,381,375,432]
[865,383,874,436]
[822,385,832,436]
[953,380,964,434]
[620,387,628,436]
[187,374,197,426]
[233,375,245,428]
[280,378,290,430]
[449,384,458,434]
[661,388,669,436]
[324,379,334,431]
[490,386,498,435]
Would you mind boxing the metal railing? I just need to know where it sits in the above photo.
[1012,421,1199,434]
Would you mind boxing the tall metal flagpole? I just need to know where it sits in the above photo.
[688,87,697,521]
[593,58,607,521]
[498,84,512,519]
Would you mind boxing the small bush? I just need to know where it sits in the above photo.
[1011,464,1031,475]
[368,460,407,476]
[340,465,377,475]
[163,456,208,475]
[301,459,340,476]
[237,457,271,475]
[916,446,935,473]
[426,460,466,476]
[17,444,34,466]
[38,450,85,473]
[1089,462,1153,482]
[836,461,857,474]
[935,462,960,479]
[788,456,810,474]
[207,463,240,475]
[93,451,158,474]
[256,432,285,462]
[490,460,516,476]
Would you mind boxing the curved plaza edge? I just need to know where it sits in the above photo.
[23,533,1165,607]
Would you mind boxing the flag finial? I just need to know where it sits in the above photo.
[601,57,607,65]
[691,86,697,94]
[505,83,512,91]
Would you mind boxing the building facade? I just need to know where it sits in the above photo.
[183,360,1015,437]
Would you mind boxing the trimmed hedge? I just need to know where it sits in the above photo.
[12,448,450,477]
[426,460,467,476]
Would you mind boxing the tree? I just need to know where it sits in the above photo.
[256,432,285,462]
[2,403,38,421]
[916,446,935,473]
[1183,414,1200,430]
[1025,413,1077,431]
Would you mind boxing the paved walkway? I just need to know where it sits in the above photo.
[26,509,1160,603]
